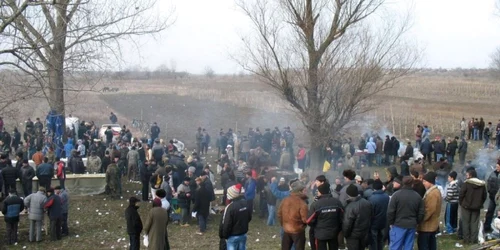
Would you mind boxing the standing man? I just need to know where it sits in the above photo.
[195,127,203,154]
[460,118,466,139]
[125,197,143,250]
[20,159,35,197]
[44,187,63,241]
[36,157,54,190]
[343,184,372,250]
[484,122,492,148]
[219,184,252,250]
[55,186,70,237]
[296,144,306,171]
[1,160,19,196]
[24,187,47,242]
[109,112,118,124]
[2,189,24,245]
[177,177,192,226]
[127,146,139,182]
[458,137,468,166]
[278,181,308,250]
[446,137,458,165]
[369,180,391,250]
[484,161,500,232]
[459,168,487,245]
[307,183,343,250]
[150,122,160,143]
[244,171,257,214]
[418,172,442,250]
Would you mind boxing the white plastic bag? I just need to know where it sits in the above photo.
[479,221,485,244]
[191,211,197,218]
[143,235,149,247]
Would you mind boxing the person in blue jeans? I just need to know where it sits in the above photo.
[220,184,251,250]
[264,182,277,226]
[444,171,459,233]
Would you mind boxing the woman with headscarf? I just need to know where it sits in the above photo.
[144,198,170,250]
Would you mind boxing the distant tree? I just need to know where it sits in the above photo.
[204,66,215,78]
[235,0,418,168]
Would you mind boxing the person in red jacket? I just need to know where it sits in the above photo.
[296,144,306,171]
[56,157,66,189]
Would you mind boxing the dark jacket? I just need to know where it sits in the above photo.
[193,182,211,217]
[446,140,458,156]
[487,171,500,199]
[400,161,409,176]
[420,139,433,154]
[458,140,468,154]
[44,194,62,220]
[307,194,343,240]
[383,138,392,155]
[1,165,19,185]
[387,187,424,229]
[204,178,216,202]
[459,177,487,210]
[176,183,191,208]
[2,194,25,223]
[404,145,413,158]
[434,141,444,154]
[342,196,371,239]
[264,185,277,206]
[125,205,143,235]
[368,190,390,230]
[36,163,54,177]
[219,196,251,239]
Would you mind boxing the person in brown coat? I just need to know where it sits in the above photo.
[278,180,308,250]
[417,172,442,250]
[144,198,170,250]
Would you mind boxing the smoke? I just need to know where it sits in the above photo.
[471,147,500,173]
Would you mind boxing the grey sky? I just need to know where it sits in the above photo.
[122,0,500,74]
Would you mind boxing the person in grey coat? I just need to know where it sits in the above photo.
[127,146,139,181]
[339,169,363,206]
[24,187,47,242]
[55,186,70,236]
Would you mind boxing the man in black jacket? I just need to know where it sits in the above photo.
[44,188,63,241]
[387,176,424,250]
[383,136,392,166]
[343,184,371,250]
[446,137,458,165]
[125,197,143,250]
[307,183,343,250]
[485,161,500,232]
[1,160,19,196]
[2,189,24,245]
[219,183,251,250]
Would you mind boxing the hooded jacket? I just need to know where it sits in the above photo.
[459,177,487,210]
[366,138,376,154]
[64,138,74,158]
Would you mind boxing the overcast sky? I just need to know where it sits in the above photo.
[122,0,500,74]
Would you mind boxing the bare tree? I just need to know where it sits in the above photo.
[0,0,173,124]
[236,0,418,168]
[204,66,215,78]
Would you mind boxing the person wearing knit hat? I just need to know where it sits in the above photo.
[278,177,308,250]
[343,184,372,250]
[145,197,170,250]
[226,184,242,201]
[219,183,251,250]
[308,182,343,249]
[417,170,442,249]
[368,179,390,250]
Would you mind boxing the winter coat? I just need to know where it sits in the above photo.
[44,194,63,220]
[264,185,277,206]
[447,140,458,156]
[144,207,169,250]
[279,151,291,169]
[24,191,47,220]
[56,161,66,180]
[487,171,500,199]
[383,139,392,155]
[420,138,433,154]
[391,138,400,156]
[87,156,102,173]
[366,138,376,154]
[193,183,211,217]
[21,165,35,184]
[127,150,139,165]
[400,161,409,176]
[70,156,85,174]
[339,180,363,206]
[434,141,444,154]
[64,138,74,158]
[219,196,252,239]
[368,190,390,230]
[387,187,424,229]
[307,194,344,240]
[125,205,143,235]
[244,177,257,201]
[278,193,308,234]
[36,163,54,177]
[1,165,19,185]
[459,177,487,210]
[2,194,24,223]
[404,145,414,158]
[176,183,191,208]
[375,139,383,154]
[418,186,442,232]
[343,196,372,239]
[412,179,426,198]
[58,189,69,214]
[458,139,468,154]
